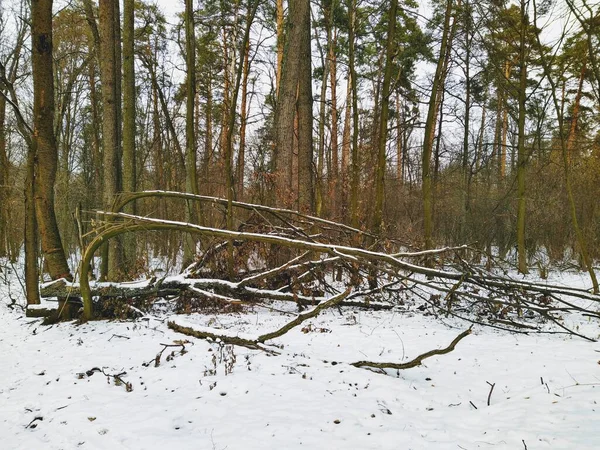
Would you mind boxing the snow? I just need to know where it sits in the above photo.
[1,264,599,449]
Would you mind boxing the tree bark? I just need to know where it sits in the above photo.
[297,0,314,213]
[516,0,528,275]
[348,0,360,229]
[276,0,284,97]
[31,0,72,281]
[328,23,339,216]
[237,38,251,200]
[274,0,312,208]
[373,0,397,235]
[341,73,351,220]
[122,0,136,272]
[99,0,122,279]
[0,92,7,256]
[183,0,199,268]
[422,0,454,251]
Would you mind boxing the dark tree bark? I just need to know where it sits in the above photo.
[515,0,528,274]
[98,0,123,279]
[373,0,398,235]
[122,0,136,272]
[31,0,72,282]
[0,89,7,257]
[423,0,454,252]
[296,0,314,213]
[274,0,312,209]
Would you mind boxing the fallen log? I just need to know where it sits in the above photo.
[40,277,393,310]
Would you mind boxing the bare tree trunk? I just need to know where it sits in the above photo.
[0,94,7,257]
[237,38,251,200]
[24,142,40,305]
[297,0,313,214]
[395,93,403,185]
[373,0,397,235]
[276,0,284,97]
[315,21,329,217]
[515,0,528,275]
[423,0,454,251]
[203,75,213,194]
[32,0,72,282]
[475,100,486,174]
[461,0,472,240]
[566,60,586,160]
[183,0,199,268]
[99,0,122,279]
[341,74,351,220]
[122,0,136,272]
[500,60,511,179]
[223,0,260,277]
[348,0,360,229]
[274,0,311,208]
[329,24,339,216]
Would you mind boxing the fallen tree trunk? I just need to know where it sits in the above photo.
[40,277,393,310]
[64,202,600,340]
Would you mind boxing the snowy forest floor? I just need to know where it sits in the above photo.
[1,264,599,449]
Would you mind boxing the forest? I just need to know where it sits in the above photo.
[1,0,600,448]
[0,0,598,301]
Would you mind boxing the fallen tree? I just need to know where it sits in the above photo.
[39,191,600,342]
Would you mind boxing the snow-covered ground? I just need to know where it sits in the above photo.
[1,264,599,449]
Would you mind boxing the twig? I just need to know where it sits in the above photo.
[25,416,43,429]
[168,290,352,351]
[108,334,130,341]
[351,327,472,370]
[143,341,190,367]
[257,289,351,342]
[486,381,495,406]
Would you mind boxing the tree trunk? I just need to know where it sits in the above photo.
[500,60,511,179]
[122,0,136,272]
[315,21,329,217]
[329,24,339,216]
[99,0,122,279]
[423,0,454,251]
[341,73,352,220]
[276,0,284,97]
[373,0,398,236]
[396,93,403,185]
[297,0,313,214]
[461,0,471,240]
[348,0,360,229]
[183,0,199,268]
[24,141,40,305]
[274,0,312,208]
[0,93,7,257]
[566,60,586,161]
[237,38,251,200]
[32,0,72,281]
[516,0,528,275]
[223,0,260,276]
